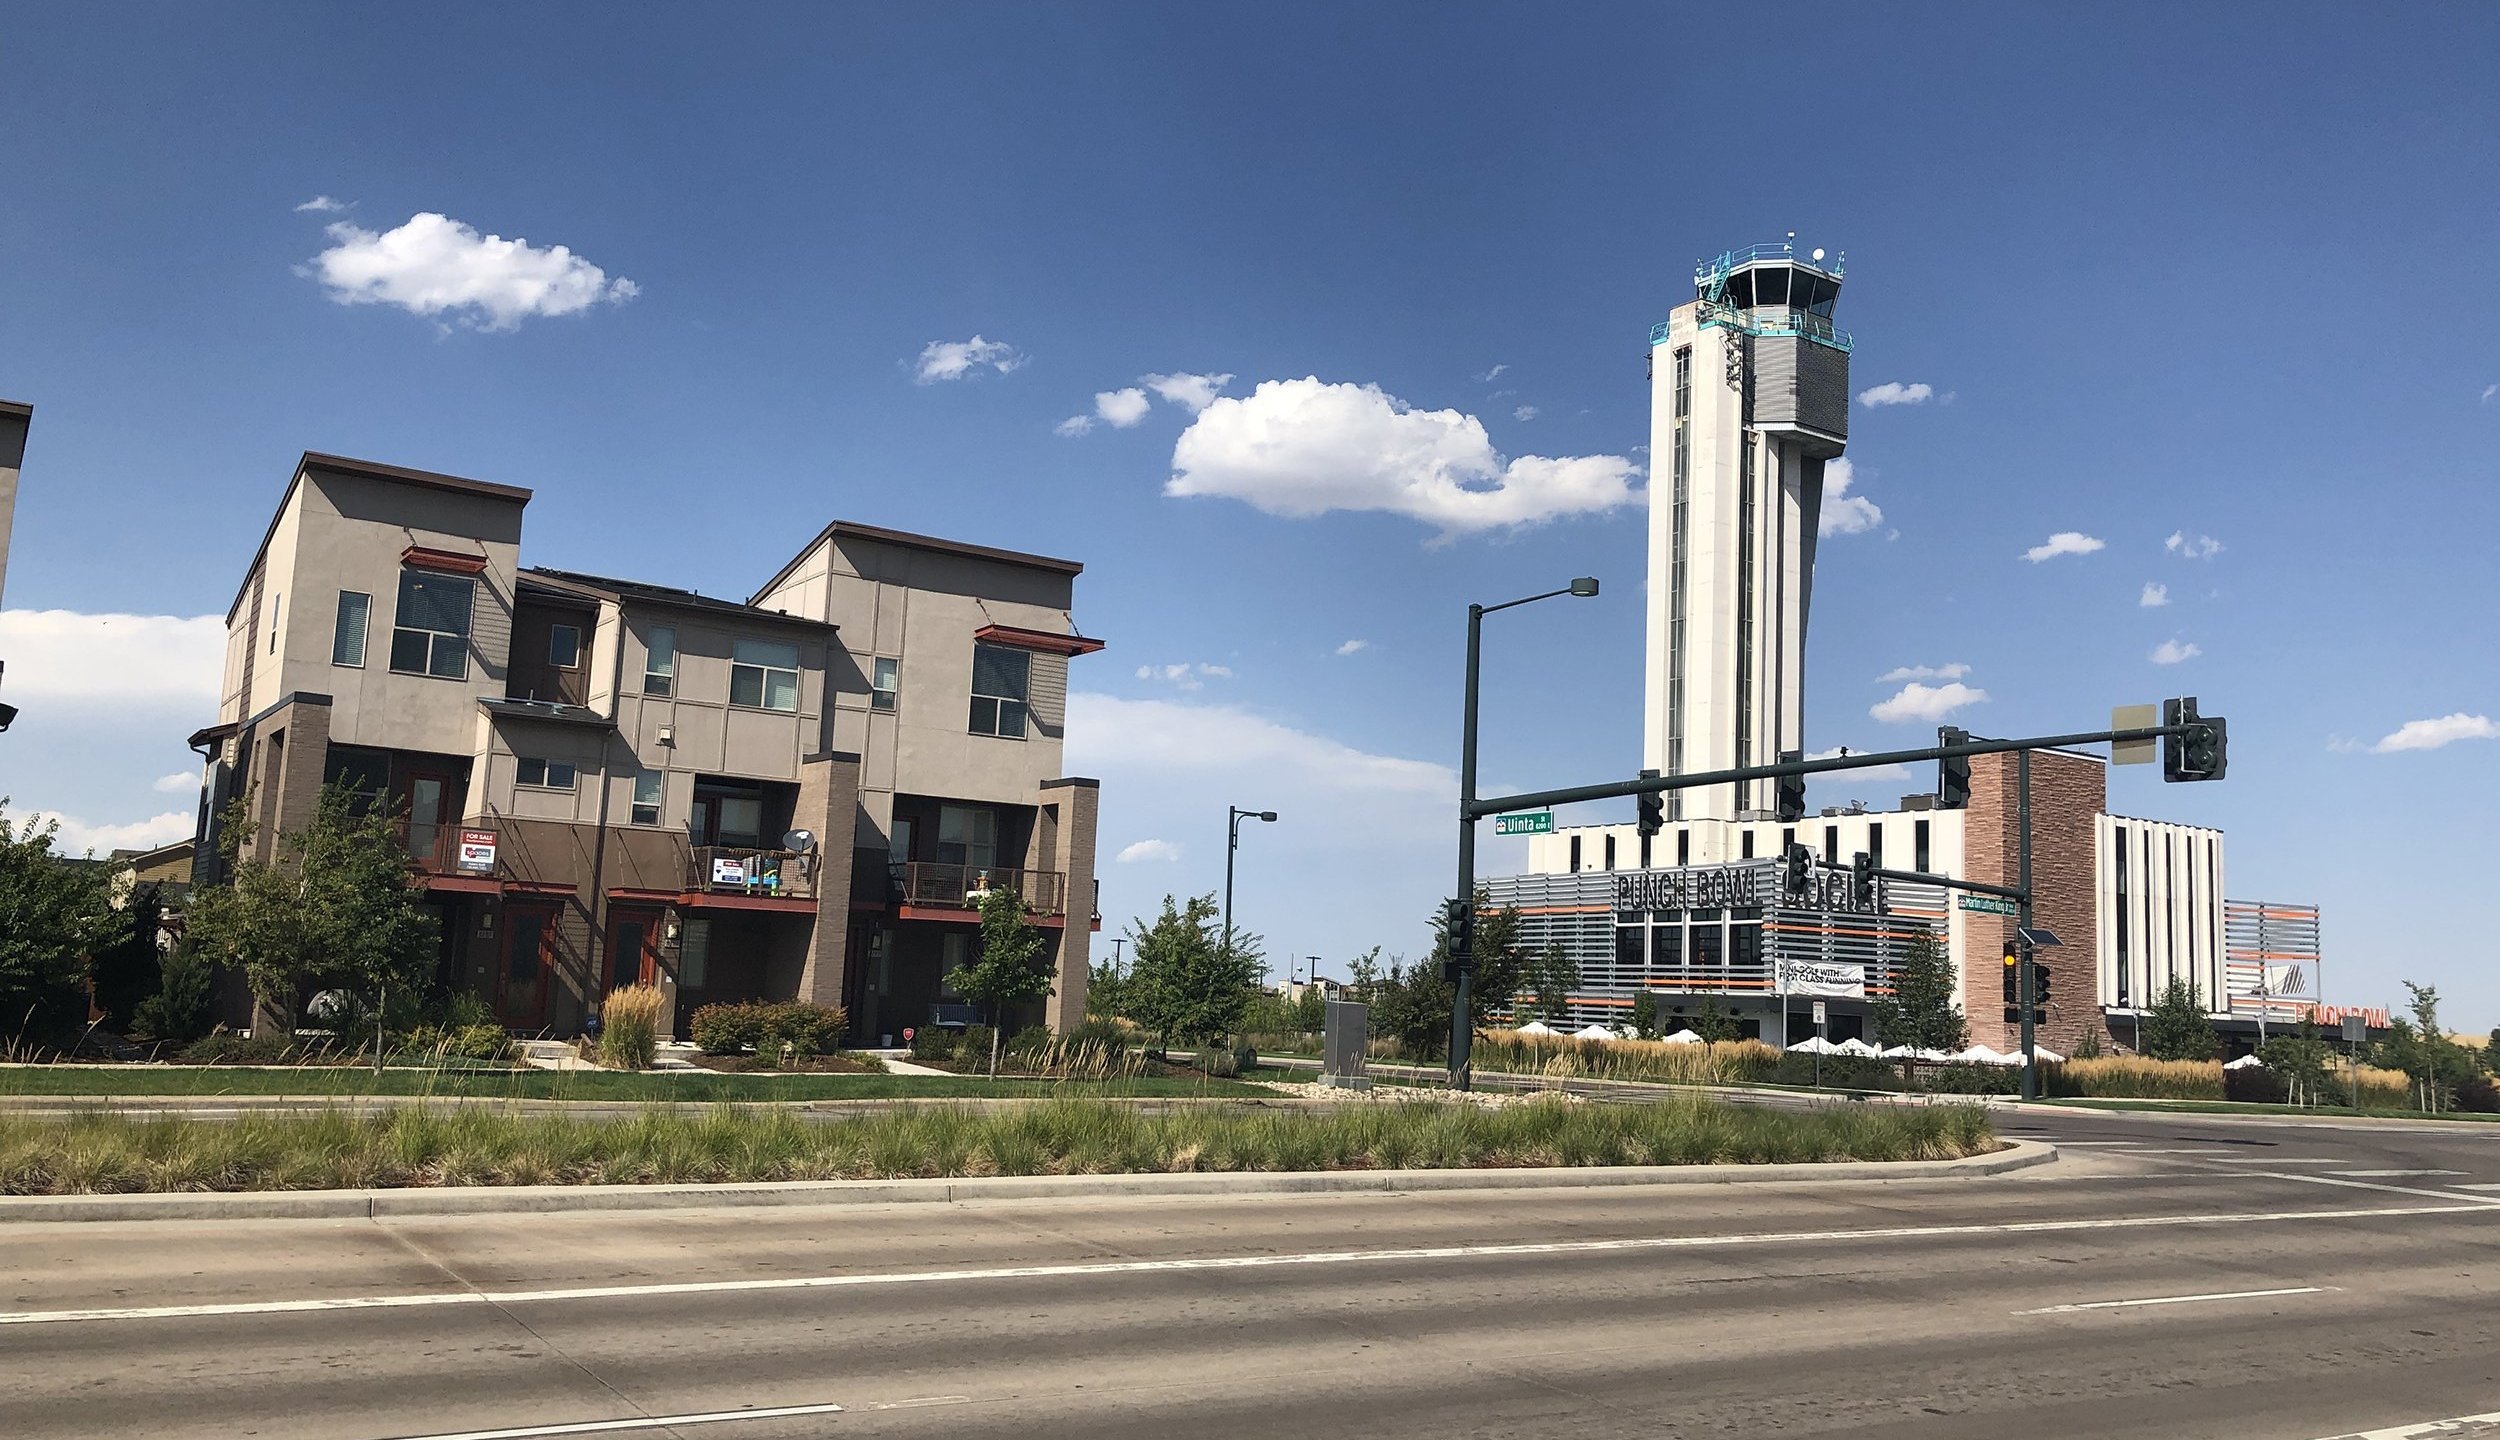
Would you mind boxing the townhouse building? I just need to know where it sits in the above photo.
[188,452,1101,1041]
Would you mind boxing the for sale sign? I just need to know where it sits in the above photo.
[456,829,497,874]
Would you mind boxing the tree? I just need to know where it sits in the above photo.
[1870,933,1967,1066]
[1085,955,1127,1020]
[953,887,1055,1076]
[1630,989,1661,1040]
[1124,894,1263,1049]
[133,943,218,1045]
[0,803,130,1046]
[2376,982,2476,1110]
[2257,1015,2333,1107]
[1429,890,1528,1034]
[1367,954,1452,1062]
[184,786,437,1031]
[1524,942,1579,1023]
[2486,1025,2500,1076]
[1290,982,1326,1032]
[2139,977,2219,1061]
[91,882,167,1032]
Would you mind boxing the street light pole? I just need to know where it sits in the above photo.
[1224,805,1277,975]
[1451,577,1600,1091]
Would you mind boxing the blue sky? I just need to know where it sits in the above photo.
[3,4,2496,1020]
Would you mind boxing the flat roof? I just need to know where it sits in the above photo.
[227,451,532,622]
[525,566,839,631]
[750,518,1083,604]
[0,398,31,420]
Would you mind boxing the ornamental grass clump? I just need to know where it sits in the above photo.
[0,1095,1995,1194]
[2045,1056,2223,1101]
[1470,1029,1783,1088]
[597,984,664,1071]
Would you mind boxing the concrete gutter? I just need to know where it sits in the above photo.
[0,1140,2053,1223]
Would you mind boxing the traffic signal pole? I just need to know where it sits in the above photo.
[2018,748,2038,1101]
[1451,602,1484,1090]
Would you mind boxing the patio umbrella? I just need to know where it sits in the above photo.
[2223,1053,2266,1070]
[1832,1038,1880,1057]
[1660,1029,1704,1045]
[1515,1021,1556,1036]
[1787,1035,1838,1054]
[1572,1024,1619,1042]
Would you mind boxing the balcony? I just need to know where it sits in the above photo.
[396,819,464,876]
[891,861,1067,917]
[689,846,820,902]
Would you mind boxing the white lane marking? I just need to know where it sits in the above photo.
[2201,1156,2348,1164]
[2098,1148,2241,1155]
[2,1202,2496,1329]
[2256,1173,2500,1205]
[2447,1183,2500,1192]
[2019,1285,2333,1316]
[2332,1170,2469,1178]
[2045,1141,2149,1148]
[2312,1409,2500,1439]
[869,1397,971,1411]
[380,1402,846,1440]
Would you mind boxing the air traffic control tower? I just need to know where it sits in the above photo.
[1644,241,1852,823]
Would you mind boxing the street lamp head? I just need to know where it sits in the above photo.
[1569,577,1600,598]
[1257,810,1278,823]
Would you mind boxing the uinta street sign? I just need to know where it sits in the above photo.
[1494,811,1554,836]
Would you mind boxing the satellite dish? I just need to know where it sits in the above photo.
[1811,248,1826,261]
[781,829,816,854]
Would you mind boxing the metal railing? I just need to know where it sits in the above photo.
[690,845,819,900]
[394,820,465,875]
[892,861,1068,916]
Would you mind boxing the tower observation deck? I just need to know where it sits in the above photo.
[1643,240,1853,824]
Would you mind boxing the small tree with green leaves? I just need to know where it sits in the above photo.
[1085,955,1127,1021]
[1290,981,1326,1032]
[1870,932,1967,1074]
[2376,982,2477,1110]
[2257,1015,2334,1107]
[953,887,1055,1076]
[133,943,218,1045]
[1525,941,1579,1023]
[1429,890,1528,1036]
[1124,894,1263,1050]
[1689,998,1745,1044]
[185,787,438,1033]
[2139,978,2219,1061]
[91,882,168,1033]
[2485,1025,2500,1076]
[1630,988,1661,1040]
[0,802,130,1047]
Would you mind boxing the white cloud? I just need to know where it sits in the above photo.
[1805,746,1913,783]
[2150,637,2201,665]
[1094,387,1151,428]
[913,334,1025,383]
[2165,530,2224,560]
[1857,381,1934,408]
[19,810,194,858]
[1874,663,1970,683]
[306,213,637,332]
[1871,681,1988,724]
[1141,372,1233,413]
[0,610,225,709]
[1513,405,1539,422]
[293,195,351,213]
[1477,364,1508,382]
[151,772,196,794]
[1165,377,1640,538]
[2140,581,2170,608]
[1818,457,1883,537]
[2482,383,2496,405]
[1335,639,1370,656]
[1115,839,1182,864]
[1070,694,1450,810]
[2370,714,2498,754]
[1135,662,1232,692]
[2023,531,2105,562]
[1053,414,1095,437]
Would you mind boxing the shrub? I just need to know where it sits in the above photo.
[1197,1044,1242,1079]
[1006,1025,1055,1058]
[910,1027,958,1061]
[179,1033,308,1065]
[758,1002,846,1060]
[2045,1056,2223,1101]
[598,984,664,1070]
[2455,1075,2500,1114]
[1918,1063,2022,1095]
[2224,1064,2289,1104]
[1767,1054,1905,1091]
[133,945,219,1044]
[1469,1030,1783,1088]
[958,1025,999,1072]
[689,1003,765,1057]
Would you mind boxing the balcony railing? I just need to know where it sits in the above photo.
[395,820,467,876]
[892,862,1068,917]
[690,846,820,901]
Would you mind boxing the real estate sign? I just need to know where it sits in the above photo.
[456,829,497,875]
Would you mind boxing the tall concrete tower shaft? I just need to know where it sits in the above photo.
[1643,244,1852,822]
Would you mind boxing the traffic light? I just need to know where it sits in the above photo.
[1441,898,1475,982]
[2030,961,2052,1009]
[2001,944,2020,1006]
[2163,697,2228,783]
[1938,727,1972,809]
[1783,843,1812,896]
[1775,749,1806,823]
[1851,850,1875,898]
[1636,768,1664,839]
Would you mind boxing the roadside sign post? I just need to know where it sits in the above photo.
[2342,1015,2367,1108]
[1812,999,1827,1090]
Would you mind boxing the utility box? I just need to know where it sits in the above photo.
[1321,999,1371,1090]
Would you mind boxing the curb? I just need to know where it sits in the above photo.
[0,1139,2054,1223]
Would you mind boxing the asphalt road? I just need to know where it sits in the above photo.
[4,1104,2499,1440]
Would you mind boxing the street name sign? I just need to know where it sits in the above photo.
[1494,811,1554,836]
[1958,894,2018,916]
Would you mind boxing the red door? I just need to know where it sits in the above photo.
[399,767,458,868]
[498,901,560,1030]
[604,906,663,995]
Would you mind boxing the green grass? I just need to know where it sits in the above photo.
[2042,1097,2500,1124]
[0,1065,1274,1102]
[0,1095,1996,1193]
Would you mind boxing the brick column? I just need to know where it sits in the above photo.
[794,750,863,1010]
[1962,750,2103,1051]
[1040,777,1098,1032]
